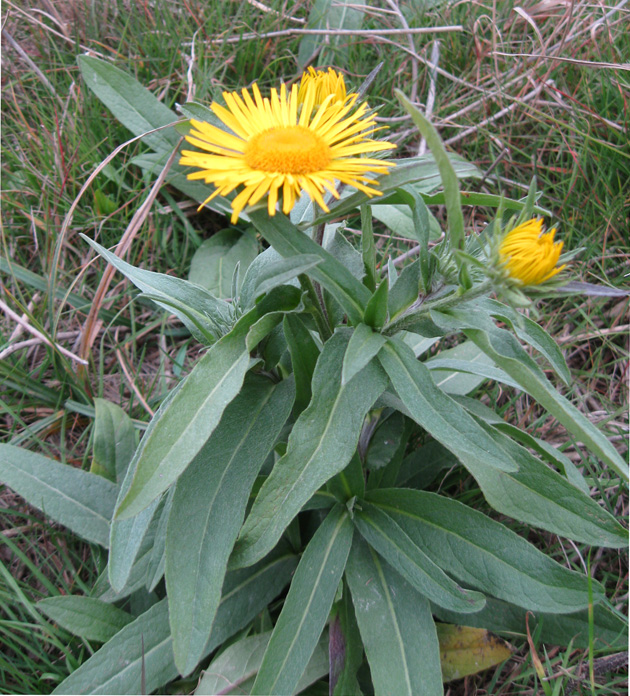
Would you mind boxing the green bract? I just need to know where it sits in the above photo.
[0,58,626,695]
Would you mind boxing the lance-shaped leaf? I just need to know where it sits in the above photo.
[317,155,481,225]
[346,538,444,696]
[240,247,322,310]
[342,323,386,386]
[78,55,180,153]
[478,297,571,385]
[115,287,302,519]
[167,375,295,676]
[432,307,628,481]
[366,488,606,612]
[196,630,329,695]
[248,209,371,325]
[465,424,627,547]
[378,338,518,475]
[233,330,387,568]
[0,445,116,547]
[53,551,298,695]
[108,382,184,591]
[330,583,363,696]
[283,314,320,414]
[252,505,353,695]
[91,399,136,483]
[37,597,133,643]
[396,91,464,250]
[354,502,485,613]
[433,597,627,651]
[82,237,231,343]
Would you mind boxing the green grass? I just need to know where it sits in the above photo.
[1,0,628,693]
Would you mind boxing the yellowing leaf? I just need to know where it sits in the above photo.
[437,623,513,682]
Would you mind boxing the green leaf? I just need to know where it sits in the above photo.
[378,338,518,474]
[426,339,520,395]
[129,152,237,219]
[388,260,421,321]
[341,323,386,386]
[78,55,180,153]
[283,314,321,414]
[108,383,184,591]
[396,92,465,249]
[434,307,628,480]
[116,290,301,520]
[363,279,389,329]
[436,624,512,682]
[249,210,372,325]
[318,156,481,224]
[360,204,377,292]
[196,630,329,695]
[83,236,232,342]
[330,585,363,696]
[346,538,444,696]
[189,228,258,299]
[396,440,457,490]
[365,412,407,471]
[37,597,133,643]
[463,424,628,547]
[252,505,353,695]
[433,597,627,651]
[492,421,589,494]
[240,247,322,310]
[91,399,136,483]
[54,552,298,695]
[354,502,485,613]
[479,298,571,385]
[366,488,604,613]
[233,330,387,568]
[166,375,295,676]
[0,445,116,547]
[297,0,364,69]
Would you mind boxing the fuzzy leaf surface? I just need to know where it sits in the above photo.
[53,552,298,695]
[346,538,444,696]
[167,375,295,675]
[354,503,485,613]
[366,488,605,612]
[252,505,353,695]
[233,330,387,567]
[0,445,116,547]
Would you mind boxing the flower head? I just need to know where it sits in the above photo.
[297,67,350,108]
[499,218,565,285]
[180,76,395,223]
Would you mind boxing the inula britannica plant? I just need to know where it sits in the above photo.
[1,60,627,696]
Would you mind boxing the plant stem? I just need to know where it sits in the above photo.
[383,280,492,335]
[299,274,332,340]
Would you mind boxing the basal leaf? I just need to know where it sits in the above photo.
[252,505,353,695]
[354,502,485,613]
[78,55,179,153]
[91,398,136,483]
[54,552,298,695]
[346,538,444,696]
[167,375,294,675]
[367,488,605,613]
[37,597,133,643]
[0,445,116,547]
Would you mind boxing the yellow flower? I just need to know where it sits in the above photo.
[297,67,349,108]
[179,79,395,223]
[499,218,565,285]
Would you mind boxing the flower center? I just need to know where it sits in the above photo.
[245,126,331,174]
